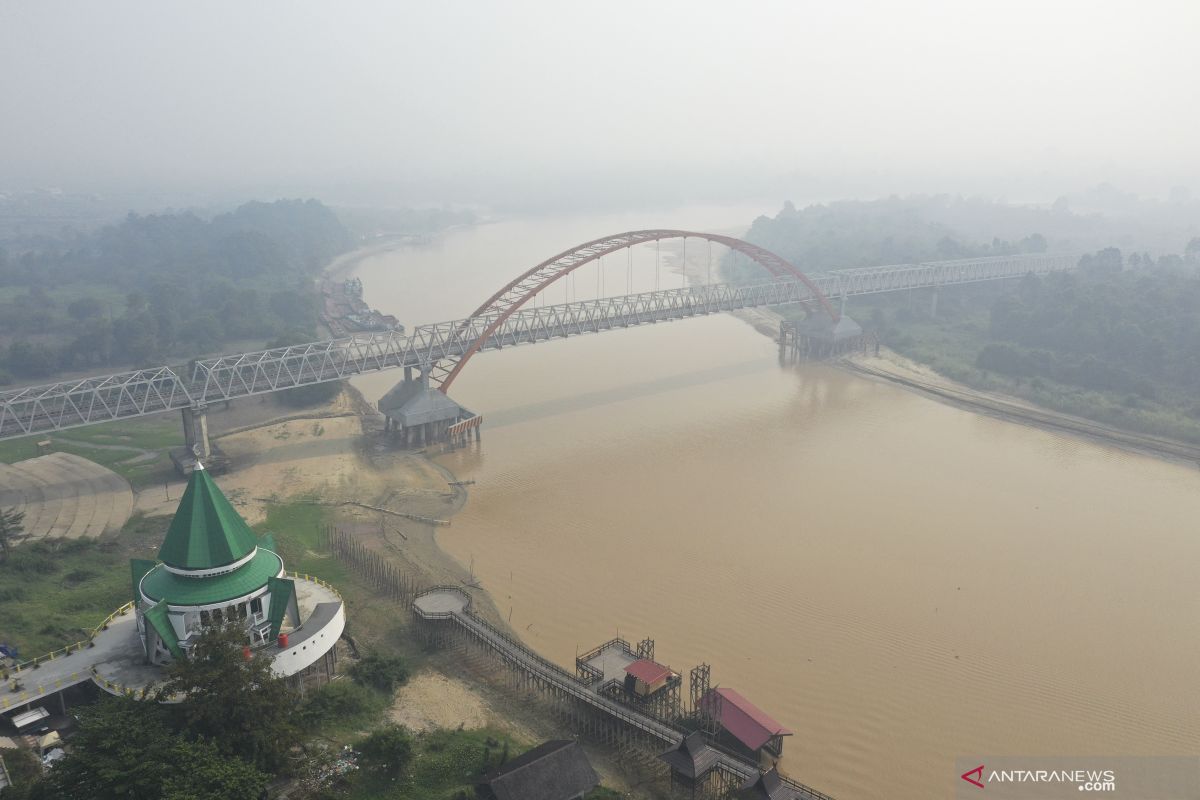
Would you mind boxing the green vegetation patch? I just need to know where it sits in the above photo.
[0,416,181,488]
[0,537,131,657]
[344,727,527,800]
[298,679,392,738]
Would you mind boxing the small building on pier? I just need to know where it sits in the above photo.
[625,657,677,698]
[700,687,792,760]
[659,731,721,796]
[378,380,479,447]
[736,767,808,799]
[576,638,682,720]
[476,739,599,800]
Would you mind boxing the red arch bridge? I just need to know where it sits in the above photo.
[0,229,1076,446]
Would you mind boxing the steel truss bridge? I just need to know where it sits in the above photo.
[0,228,1076,441]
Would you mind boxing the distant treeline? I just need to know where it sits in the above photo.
[335,205,476,239]
[721,194,1188,283]
[739,196,1200,439]
[0,200,351,382]
[978,245,1200,398]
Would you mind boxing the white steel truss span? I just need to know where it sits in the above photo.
[0,252,1075,440]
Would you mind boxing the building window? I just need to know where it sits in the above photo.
[237,604,248,620]
[200,609,211,626]
[250,597,263,614]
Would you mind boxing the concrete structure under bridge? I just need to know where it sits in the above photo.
[378,367,480,447]
[0,228,1077,466]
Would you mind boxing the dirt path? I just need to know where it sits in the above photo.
[51,435,158,465]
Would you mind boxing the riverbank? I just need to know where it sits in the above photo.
[841,350,1200,467]
[324,234,418,283]
[675,238,1200,468]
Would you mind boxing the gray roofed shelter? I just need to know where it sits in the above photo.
[476,740,599,800]
[378,381,468,427]
[659,731,720,781]
[378,376,477,446]
[737,767,804,799]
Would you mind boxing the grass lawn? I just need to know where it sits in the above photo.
[0,416,182,488]
[0,495,421,663]
[0,514,161,657]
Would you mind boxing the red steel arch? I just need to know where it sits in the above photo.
[435,229,837,391]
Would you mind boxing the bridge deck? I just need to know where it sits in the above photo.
[0,252,1076,441]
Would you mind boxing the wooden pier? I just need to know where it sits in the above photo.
[411,586,835,800]
[323,524,833,799]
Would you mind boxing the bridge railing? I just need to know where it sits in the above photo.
[3,601,135,678]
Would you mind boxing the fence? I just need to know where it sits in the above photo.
[3,601,134,678]
[324,525,425,604]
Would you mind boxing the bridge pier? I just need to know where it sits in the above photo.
[930,287,939,318]
[181,404,211,460]
[378,370,480,450]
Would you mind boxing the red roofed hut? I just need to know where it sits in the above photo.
[700,687,793,759]
[624,658,673,696]
[623,657,682,718]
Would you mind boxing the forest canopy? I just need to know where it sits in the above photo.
[0,199,351,381]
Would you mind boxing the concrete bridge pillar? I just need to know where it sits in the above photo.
[930,288,939,318]
[181,404,211,460]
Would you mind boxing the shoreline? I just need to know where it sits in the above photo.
[666,242,1200,469]
[323,233,417,283]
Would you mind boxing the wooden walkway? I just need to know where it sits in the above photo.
[413,587,835,800]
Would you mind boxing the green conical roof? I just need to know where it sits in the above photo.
[158,466,257,571]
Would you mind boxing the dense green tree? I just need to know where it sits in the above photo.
[160,739,269,800]
[356,724,413,777]
[0,507,25,563]
[162,623,298,772]
[31,696,267,800]
[6,340,58,377]
[349,652,410,693]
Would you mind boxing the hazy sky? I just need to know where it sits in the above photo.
[1,1,1197,205]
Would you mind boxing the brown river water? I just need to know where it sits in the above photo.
[349,209,1200,799]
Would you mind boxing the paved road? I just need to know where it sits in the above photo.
[0,609,143,714]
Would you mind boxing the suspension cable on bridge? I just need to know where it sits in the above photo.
[682,236,687,288]
[627,246,632,294]
[655,239,661,291]
[707,239,712,284]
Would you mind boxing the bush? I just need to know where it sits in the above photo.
[298,679,380,727]
[64,568,97,585]
[356,724,413,776]
[6,551,59,574]
[349,652,409,693]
